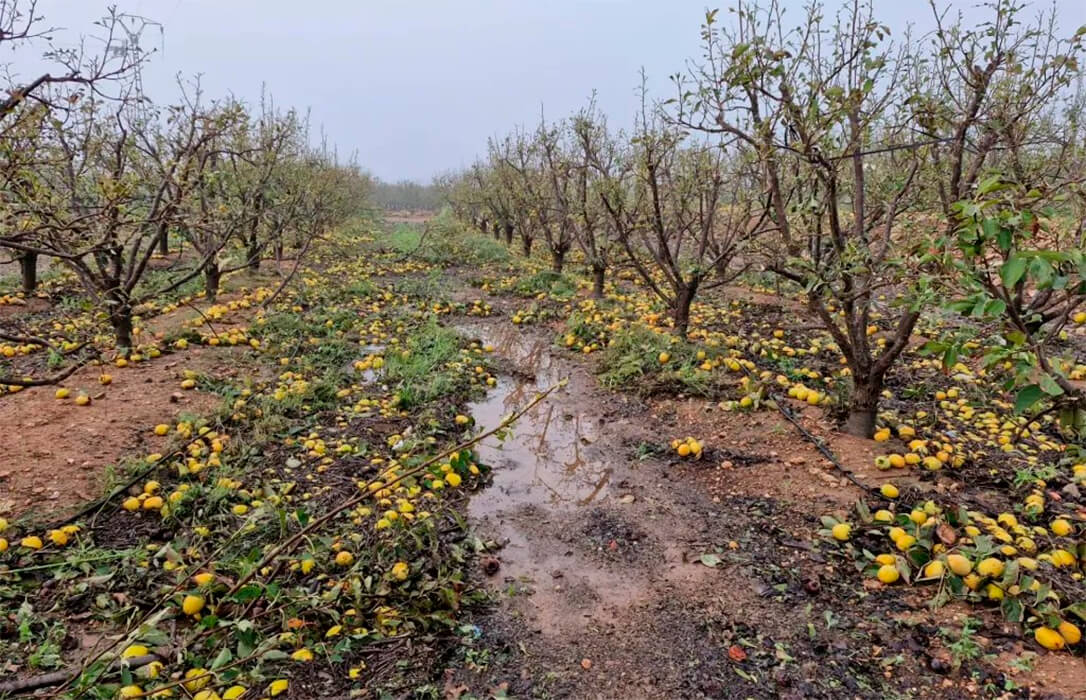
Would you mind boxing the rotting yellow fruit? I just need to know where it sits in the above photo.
[976,557,1004,578]
[182,594,205,616]
[20,535,43,549]
[880,484,899,499]
[269,679,290,696]
[831,523,851,541]
[1058,621,1081,645]
[877,564,900,584]
[335,550,354,567]
[1050,519,1072,536]
[946,554,972,576]
[183,668,210,692]
[48,529,69,546]
[1035,626,1066,651]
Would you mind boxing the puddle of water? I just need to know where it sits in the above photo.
[455,321,611,518]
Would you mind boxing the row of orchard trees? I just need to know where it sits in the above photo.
[446,0,1086,438]
[0,1,367,353]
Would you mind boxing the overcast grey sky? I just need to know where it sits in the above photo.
[15,1,1086,182]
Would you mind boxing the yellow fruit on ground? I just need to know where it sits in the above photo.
[888,454,906,469]
[269,679,290,696]
[873,428,890,442]
[193,572,215,586]
[877,564,900,584]
[880,484,899,499]
[142,496,164,511]
[976,557,1004,578]
[874,509,893,523]
[895,534,917,551]
[0,538,7,553]
[335,550,354,566]
[291,648,314,662]
[99,374,113,384]
[923,560,945,579]
[119,686,143,698]
[55,387,70,399]
[875,553,896,566]
[658,352,670,364]
[184,668,210,692]
[123,497,141,511]
[122,644,149,659]
[74,394,90,406]
[20,535,43,549]
[223,686,248,700]
[946,554,972,576]
[1057,621,1081,645]
[677,443,691,457]
[1050,519,1072,536]
[985,583,1003,600]
[180,379,196,389]
[909,510,927,526]
[1035,626,1066,651]
[182,594,205,616]
[153,424,169,436]
[1050,549,1075,567]
[391,561,409,580]
[48,529,69,546]
[831,523,851,541]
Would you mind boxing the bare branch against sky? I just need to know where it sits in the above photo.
[11,1,1086,182]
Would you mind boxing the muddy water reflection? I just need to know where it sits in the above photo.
[456,322,611,518]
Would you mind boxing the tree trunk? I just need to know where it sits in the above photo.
[504,223,514,245]
[673,281,698,338]
[157,229,168,255]
[20,252,37,294]
[247,234,261,273]
[551,248,565,274]
[480,218,489,235]
[521,235,533,257]
[205,261,221,302]
[845,372,882,438]
[591,265,606,298]
[108,294,134,353]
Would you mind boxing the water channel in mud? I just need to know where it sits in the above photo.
[453,319,612,519]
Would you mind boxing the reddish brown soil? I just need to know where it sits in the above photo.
[0,347,239,521]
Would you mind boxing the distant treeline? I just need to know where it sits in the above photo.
[369,178,443,211]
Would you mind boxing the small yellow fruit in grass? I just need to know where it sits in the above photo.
[291,648,313,662]
[123,497,141,511]
[223,686,247,700]
[677,443,691,457]
[143,480,160,494]
[909,510,927,526]
[877,564,900,584]
[180,378,196,389]
[986,583,1003,600]
[115,358,128,368]
[454,414,470,425]
[1035,627,1066,650]
[182,594,205,616]
[923,560,945,579]
[1073,311,1086,324]
[880,484,899,499]
[976,557,1004,578]
[888,454,906,469]
[1051,549,1075,567]
[119,686,143,698]
[269,679,290,696]
[1050,519,1072,536]
[183,668,210,692]
[193,572,215,586]
[48,529,69,546]
[335,550,354,566]
[873,428,890,442]
[1058,621,1082,645]
[658,352,670,364]
[946,554,972,576]
[831,523,851,541]
[391,561,409,580]
[142,496,164,510]
[74,394,90,406]
[21,535,43,549]
[874,509,893,523]
[446,472,462,487]
[875,553,896,566]
[0,518,6,533]
[55,387,70,399]
[153,424,169,436]
[888,526,905,543]
[0,538,8,553]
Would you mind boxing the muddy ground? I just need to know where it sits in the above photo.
[441,282,1086,700]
